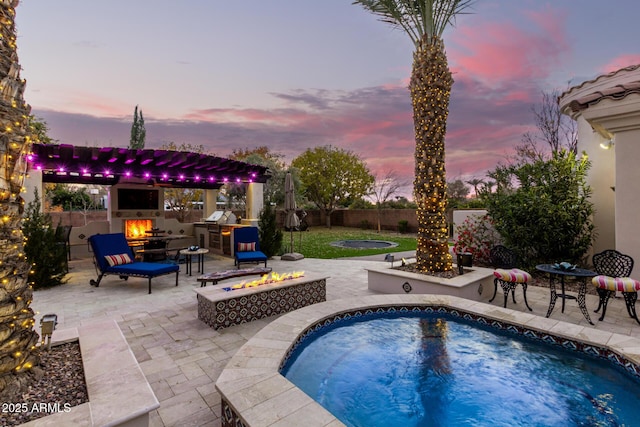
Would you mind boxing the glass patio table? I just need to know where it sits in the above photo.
[536,264,597,325]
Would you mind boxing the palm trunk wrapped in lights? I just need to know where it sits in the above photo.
[0,0,40,400]
[411,35,453,272]
[354,0,474,273]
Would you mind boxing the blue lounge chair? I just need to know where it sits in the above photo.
[88,233,179,294]
[233,227,268,269]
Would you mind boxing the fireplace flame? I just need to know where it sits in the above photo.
[125,219,153,238]
[224,272,305,291]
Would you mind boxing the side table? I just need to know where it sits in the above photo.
[180,248,210,276]
[535,264,596,325]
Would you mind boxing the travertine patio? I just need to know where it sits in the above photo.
[32,252,640,427]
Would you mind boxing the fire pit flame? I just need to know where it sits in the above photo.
[223,272,305,291]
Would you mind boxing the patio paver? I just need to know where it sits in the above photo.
[32,252,640,427]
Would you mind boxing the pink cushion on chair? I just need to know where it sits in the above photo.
[493,268,531,283]
[592,275,640,292]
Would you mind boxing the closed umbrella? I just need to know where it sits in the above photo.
[282,172,304,261]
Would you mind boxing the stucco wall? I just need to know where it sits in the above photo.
[574,116,616,256]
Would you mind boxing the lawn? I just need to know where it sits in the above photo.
[283,226,417,259]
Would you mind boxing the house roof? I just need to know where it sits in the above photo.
[562,64,640,113]
[28,143,270,189]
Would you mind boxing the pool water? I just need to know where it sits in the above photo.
[282,313,640,427]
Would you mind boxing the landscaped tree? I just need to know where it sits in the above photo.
[23,189,68,290]
[465,177,484,197]
[292,145,374,228]
[480,150,594,269]
[257,202,283,257]
[0,0,41,399]
[517,89,578,161]
[129,105,146,149]
[230,146,296,207]
[446,178,470,207]
[354,0,475,272]
[161,142,205,222]
[368,170,408,232]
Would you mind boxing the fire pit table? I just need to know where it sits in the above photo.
[194,274,327,330]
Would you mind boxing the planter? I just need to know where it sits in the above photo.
[366,264,494,301]
[25,320,159,427]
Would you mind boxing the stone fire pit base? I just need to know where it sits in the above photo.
[195,276,327,330]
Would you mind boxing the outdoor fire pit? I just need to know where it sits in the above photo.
[194,273,327,330]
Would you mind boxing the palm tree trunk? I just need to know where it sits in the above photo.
[411,35,453,272]
[0,0,41,400]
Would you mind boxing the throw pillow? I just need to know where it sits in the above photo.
[237,242,256,252]
[105,253,133,267]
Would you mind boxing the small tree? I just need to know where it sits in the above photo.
[480,150,594,268]
[257,203,283,257]
[161,142,205,221]
[447,179,470,208]
[518,89,578,161]
[292,145,374,228]
[129,105,146,149]
[22,189,68,289]
[368,170,408,232]
[230,146,296,207]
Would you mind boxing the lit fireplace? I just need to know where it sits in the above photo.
[223,272,305,291]
[124,219,154,238]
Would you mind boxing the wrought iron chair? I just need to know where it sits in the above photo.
[592,250,640,325]
[489,245,532,311]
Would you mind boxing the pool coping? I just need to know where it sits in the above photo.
[215,294,640,427]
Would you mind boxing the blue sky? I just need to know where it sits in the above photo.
[15,1,640,195]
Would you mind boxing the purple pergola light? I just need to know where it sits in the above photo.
[27,144,269,189]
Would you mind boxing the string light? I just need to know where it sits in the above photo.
[410,35,454,272]
[1,0,41,376]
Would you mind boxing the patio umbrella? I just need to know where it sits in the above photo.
[282,172,304,261]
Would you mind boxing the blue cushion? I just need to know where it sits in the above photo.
[89,233,179,276]
[106,262,178,276]
[235,251,267,263]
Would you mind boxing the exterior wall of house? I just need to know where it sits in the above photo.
[560,66,640,277]
[611,128,640,274]
[574,115,616,257]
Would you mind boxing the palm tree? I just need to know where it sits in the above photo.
[353,0,474,272]
[0,0,41,400]
[466,178,484,197]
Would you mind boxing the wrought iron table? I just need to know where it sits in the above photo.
[536,264,597,325]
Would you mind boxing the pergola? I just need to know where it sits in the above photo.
[27,143,270,189]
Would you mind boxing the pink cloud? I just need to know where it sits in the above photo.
[601,54,640,73]
[450,7,569,85]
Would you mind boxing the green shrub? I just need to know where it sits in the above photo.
[257,203,283,257]
[360,219,370,230]
[398,220,409,233]
[22,189,68,289]
[481,150,594,268]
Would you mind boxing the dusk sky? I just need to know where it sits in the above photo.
[14,1,640,196]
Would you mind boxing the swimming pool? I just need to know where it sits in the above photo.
[282,312,640,426]
[215,295,640,427]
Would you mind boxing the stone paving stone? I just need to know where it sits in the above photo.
[151,379,175,401]
[171,374,212,396]
[157,389,208,426]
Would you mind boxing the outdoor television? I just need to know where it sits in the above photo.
[117,188,160,210]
